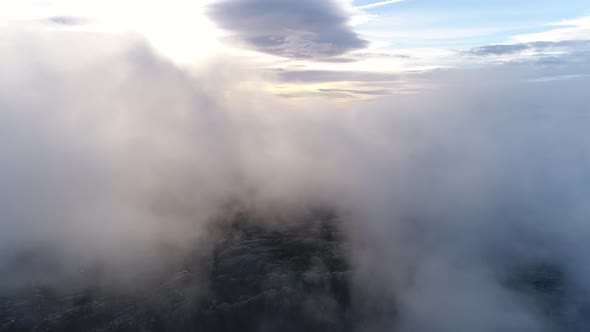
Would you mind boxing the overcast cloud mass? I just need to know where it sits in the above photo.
[208,0,367,59]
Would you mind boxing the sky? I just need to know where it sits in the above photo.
[1,0,588,99]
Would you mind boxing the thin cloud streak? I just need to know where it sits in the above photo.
[355,0,405,10]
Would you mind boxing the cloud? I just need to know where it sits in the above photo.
[318,88,394,95]
[355,0,405,10]
[208,0,367,59]
[277,69,402,83]
[511,16,590,43]
[465,40,590,56]
[353,51,412,59]
[46,16,89,26]
[459,39,590,74]
[2,28,590,331]
[277,87,398,100]
[466,44,530,56]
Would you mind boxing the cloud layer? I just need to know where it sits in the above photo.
[1,29,590,331]
[466,40,590,56]
[208,0,367,59]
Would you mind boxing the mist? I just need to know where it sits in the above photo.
[1,30,590,331]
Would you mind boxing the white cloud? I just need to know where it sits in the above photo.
[2,27,590,330]
[355,0,405,10]
[511,15,590,43]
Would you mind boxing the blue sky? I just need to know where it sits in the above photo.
[355,0,590,49]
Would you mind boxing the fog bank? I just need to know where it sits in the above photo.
[1,31,590,331]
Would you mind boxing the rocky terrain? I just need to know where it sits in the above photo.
[0,212,354,332]
[0,211,586,332]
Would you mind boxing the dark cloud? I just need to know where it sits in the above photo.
[497,48,590,74]
[208,0,368,59]
[46,16,88,25]
[533,50,590,66]
[352,51,412,60]
[466,40,590,56]
[277,69,402,83]
[466,43,530,56]
[278,88,396,100]
[315,56,359,63]
[318,88,394,96]
[279,91,355,99]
